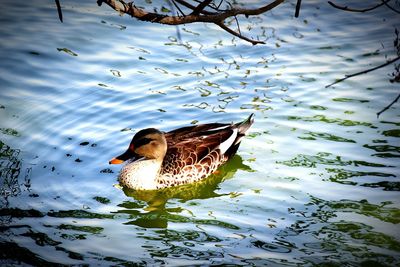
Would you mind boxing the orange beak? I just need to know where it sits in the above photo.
[109,158,125,164]
[109,146,135,165]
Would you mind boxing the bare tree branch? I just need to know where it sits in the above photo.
[328,0,390,13]
[97,0,285,45]
[326,55,400,88]
[377,92,400,117]
[98,0,284,24]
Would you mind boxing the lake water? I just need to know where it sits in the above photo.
[1,0,399,265]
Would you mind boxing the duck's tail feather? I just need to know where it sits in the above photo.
[224,113,255,159]
[234,113,254,140]
[235,113,255,135]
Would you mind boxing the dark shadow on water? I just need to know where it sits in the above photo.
[0,140,31,207]
[278,151,398,190]
[0,156,252,265]
[277,195,400,266]
[114,155,252,228]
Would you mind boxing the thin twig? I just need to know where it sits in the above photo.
[227,1,241,35]
[216,0,224,10]
[171,0,186,16]
[167,0,183,44]
[326,56,400,88]
[295,0,302,17]
[173,0,214,14]
[191,0,213,15]
[234,15,241,35]
[217,22,265,45]
[328,0,390,12]
[382,0,400,14]
[377,93,400,117]
[55,0,63,22]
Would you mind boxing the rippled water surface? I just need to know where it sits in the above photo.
[1,0,400,265]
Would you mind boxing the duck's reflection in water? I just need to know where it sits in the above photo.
[114,155,252,228]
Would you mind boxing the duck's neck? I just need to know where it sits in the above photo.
[119,158,163,190]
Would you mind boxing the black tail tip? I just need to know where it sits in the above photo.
[244,113,255,125]
[248,113,255,122]
[237,113,255,134]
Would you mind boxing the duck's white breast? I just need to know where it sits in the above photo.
[118,159,162,190]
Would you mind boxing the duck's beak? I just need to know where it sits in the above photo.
[109,158,125,164]
[109,149,134,164]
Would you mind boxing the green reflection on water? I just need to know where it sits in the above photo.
[298,131,356,143]
[327,167,395,179]
[310,105,327,110]
[361,181,400,191]
[326,168,396,188]
[332,98,369,103]
[0,128,20,137]
[372,153,400,158]
[279,150,397,189]
[0,207,44,218]
[279,151,392,168]
[288,115,376,128]
[56,47,78,57]
[278,196,400,266]
[93,196,111,204]
[364,144,400,153]
[57,224,104,234]
[252,239,292,253]
[147,229,222,243]
[327,199,400,224]
[319,220,400,260]
[21,230,61,246]
[149,244,224,261]
[119,209,241,229]
[47,209,114,219]
[382,129,400,137]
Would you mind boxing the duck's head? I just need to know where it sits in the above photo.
[109,128,167,164]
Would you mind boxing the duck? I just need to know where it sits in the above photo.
[109,113,254,190]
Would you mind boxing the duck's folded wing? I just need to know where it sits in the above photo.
[162,127,238,175]
[165,123,229,144]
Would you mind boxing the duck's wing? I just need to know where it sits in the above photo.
[162,126,235,176]
[162,114,254,176]
[164,123,229,144]
[165,113,254,153]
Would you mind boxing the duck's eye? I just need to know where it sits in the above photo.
[135,137,153,148]
[149,140,159,147]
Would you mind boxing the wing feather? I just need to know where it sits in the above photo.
[162,126,234,176]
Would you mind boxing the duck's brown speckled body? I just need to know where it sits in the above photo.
[110,114,254,190]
